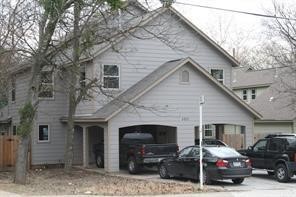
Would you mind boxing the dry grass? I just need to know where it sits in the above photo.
[0,168,201,196]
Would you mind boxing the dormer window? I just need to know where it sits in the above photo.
[180,69,189,84]
[210,69,224,84]
[251,89,256,99]
[243,89,248,101]
[103,65,119,89]
[39,70,54,98]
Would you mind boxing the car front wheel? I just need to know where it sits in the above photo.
[128,157,138,174]
[95,154,104,168]
[232,178,244,184]
[159,163,170,179]
[275,164,290,182]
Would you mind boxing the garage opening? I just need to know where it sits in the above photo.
[194,124,246,149]
[119,125,177,144]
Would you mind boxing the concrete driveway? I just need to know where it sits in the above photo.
[108,168,296,192]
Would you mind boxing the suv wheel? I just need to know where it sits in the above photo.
[95,154,104,168]
[275,164,290,182]
[128,157,138,174]
[232,178,244,184]
[159,163,170,179]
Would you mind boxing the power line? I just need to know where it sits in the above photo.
[175,1,296,21]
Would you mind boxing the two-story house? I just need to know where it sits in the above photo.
[232,67,296,139]
[0,1,261,172]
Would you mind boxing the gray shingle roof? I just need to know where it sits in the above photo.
[250,85,296,121]
[232,67,276,89]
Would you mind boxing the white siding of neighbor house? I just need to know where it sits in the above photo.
[105,63,254,172]
[76,10,234,115]
[254,122,293,135]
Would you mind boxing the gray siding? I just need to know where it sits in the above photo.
[76,10,234,115]
[106,63,254,171]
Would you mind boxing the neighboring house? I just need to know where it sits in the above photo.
[0,2,261,172]
[232,67,296,138]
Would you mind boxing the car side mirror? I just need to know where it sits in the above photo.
[247,146,253,150]
[173,152,179,157]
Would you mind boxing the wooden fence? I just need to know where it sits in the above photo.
[223,134,245,150]
[0,136,19,171]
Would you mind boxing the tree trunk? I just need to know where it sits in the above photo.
[64,0,80,172]
[14,135,30,184]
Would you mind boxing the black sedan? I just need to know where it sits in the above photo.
[158,146,252,184]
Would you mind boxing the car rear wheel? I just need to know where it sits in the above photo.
[159,163,170,179]
[95,154,104,168]
[198,169,211,185]
[128,157,138,174]
[232,178,244,184]
[275,164,290,182]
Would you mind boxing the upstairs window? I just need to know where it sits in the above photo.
[80,64,86,88]
[39,71,54,98]
[103,65,119,89]
[210,69,224,84]
[251,88,256,100]
[11,76,16,102]
[180,70,189,83]
[243,89,248,101]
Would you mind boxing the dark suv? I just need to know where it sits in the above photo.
[239,135,296,182]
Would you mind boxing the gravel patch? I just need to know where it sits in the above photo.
[0,168,204,196]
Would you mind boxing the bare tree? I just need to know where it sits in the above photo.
[262,0,296,111]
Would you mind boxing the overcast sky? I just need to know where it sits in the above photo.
[167,0,296,49]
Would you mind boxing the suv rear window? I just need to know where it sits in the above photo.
[286,137,296,148]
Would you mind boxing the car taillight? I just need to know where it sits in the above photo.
[216,159,229,168]
[140,145,145,156]
[245,159,252,167]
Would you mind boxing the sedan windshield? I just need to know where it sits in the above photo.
[207,147,241,158]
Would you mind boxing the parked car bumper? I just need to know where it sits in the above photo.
[208,167,252,180]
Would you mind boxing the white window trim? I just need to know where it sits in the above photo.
[38,70,55,100]
[37,124,50,143]
[179,69,190,85]
[210,68,225,85]
[101,64,120,90]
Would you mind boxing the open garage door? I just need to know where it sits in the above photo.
[119,125,177,144]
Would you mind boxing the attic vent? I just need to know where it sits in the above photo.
[180,70,189,84]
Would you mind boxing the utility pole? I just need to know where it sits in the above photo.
[199,95,205,190]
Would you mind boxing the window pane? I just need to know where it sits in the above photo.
[104,65,119,76]
[253,140,267,152]
[39,84,53,98]
[39,125,49,141]
[205,130,212,137]
[211,69,223,80]
[179,147,193,157]
[103,77,119,89]
[41,71,53,83]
